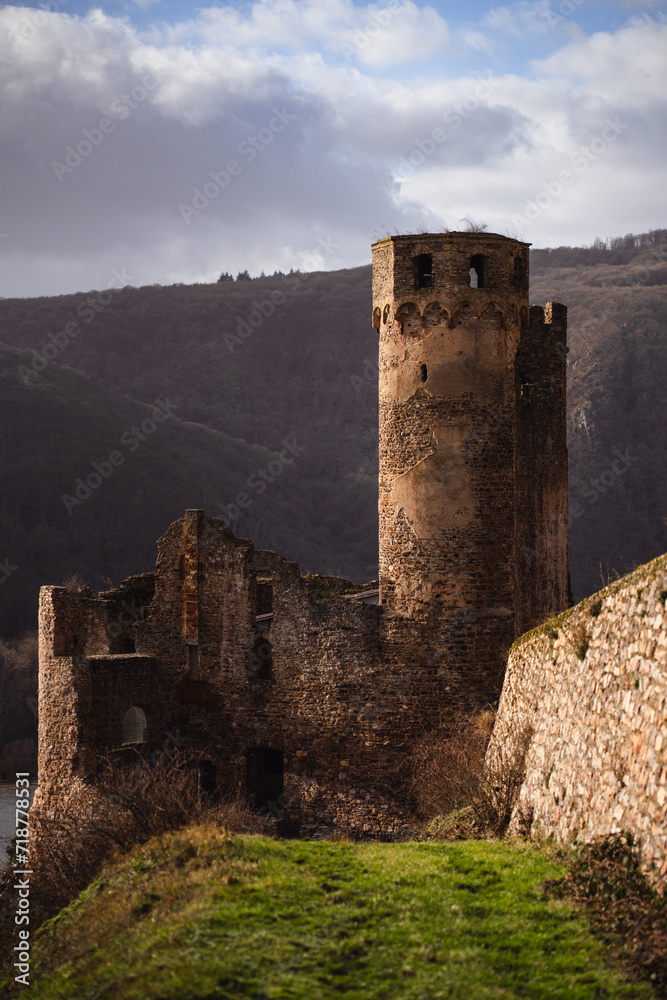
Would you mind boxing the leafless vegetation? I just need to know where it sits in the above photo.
[61,573,91,594]
[412,709,533,838]
[0,752,268,945]
[546,833,667,992]
[461,219,489,233]
[0,633,38,779]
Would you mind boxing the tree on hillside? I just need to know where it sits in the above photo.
[0,633,38,777]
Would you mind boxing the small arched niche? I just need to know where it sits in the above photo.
[122,706,148,745]
[395,302,421,336]
[422,301,449,330]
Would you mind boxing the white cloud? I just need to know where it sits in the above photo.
[484,1,554,38]
[0,4,664,296]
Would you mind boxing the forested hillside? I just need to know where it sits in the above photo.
[0,231,665,642]
[532,233,667,599]
[0,338,376,638]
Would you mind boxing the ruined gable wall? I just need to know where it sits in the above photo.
[144,513,413,835]
[491,553,667,881]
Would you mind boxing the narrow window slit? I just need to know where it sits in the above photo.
[413,254,433,289]
[469,254,485,288]
[420,364,428,382]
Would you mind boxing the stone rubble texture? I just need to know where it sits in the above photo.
[32,231,570,841]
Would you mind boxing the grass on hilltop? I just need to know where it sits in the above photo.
[8,825,657,1000]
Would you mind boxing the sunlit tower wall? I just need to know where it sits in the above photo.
[372,232,568,702]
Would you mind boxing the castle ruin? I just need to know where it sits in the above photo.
[32,231,568,838]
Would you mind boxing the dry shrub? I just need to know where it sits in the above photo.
[4,753,267,936]
[60,573,91,594]
[412,709,533,838]
[547,833,667,991]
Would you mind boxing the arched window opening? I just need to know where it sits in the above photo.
[469,254,486,288]
[249,637,273,680]
[247,747,284,807]
[122,706,147,745]
[413,254,433,289]
[372,306,381,330]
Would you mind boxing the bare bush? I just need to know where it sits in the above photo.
[61,573,91,594]
[0,633,38,779]
[412,710,533,837]
[20,753,268,927]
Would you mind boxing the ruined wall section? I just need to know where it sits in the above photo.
[35,512,416,837]
[514,302,568,635]
[373,233,531,699]
[33,582,160,839]
[152,513,410,835]
[491,554,667,882]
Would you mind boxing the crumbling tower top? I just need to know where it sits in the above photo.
[371,231,530,329]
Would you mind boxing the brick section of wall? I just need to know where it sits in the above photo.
[491,554,667,881]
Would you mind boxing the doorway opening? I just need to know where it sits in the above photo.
[246,747,284,806]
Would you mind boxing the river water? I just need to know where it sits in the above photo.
[0,783,36,869]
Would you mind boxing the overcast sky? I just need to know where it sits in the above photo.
[0,0,665,296]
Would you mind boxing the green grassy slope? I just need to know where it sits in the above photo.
[15,828,654,1000]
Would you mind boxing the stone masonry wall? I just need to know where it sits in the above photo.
[33,231,570,846]
[491,553,667,881]
[373,232,567,713]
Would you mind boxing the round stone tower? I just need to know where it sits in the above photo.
[372,231,566,692]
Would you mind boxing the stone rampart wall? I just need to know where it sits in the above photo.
[491,553,667,881]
